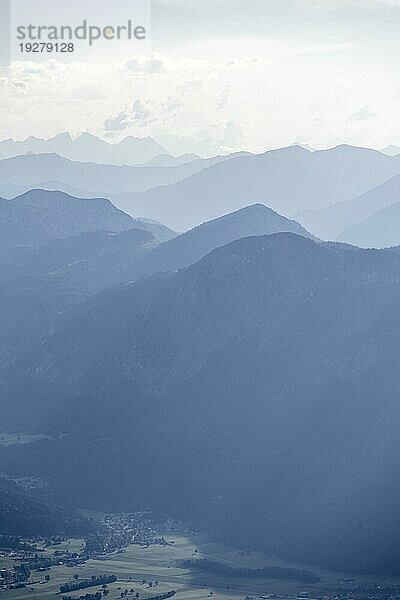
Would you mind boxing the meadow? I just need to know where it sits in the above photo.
[0,533,384,600]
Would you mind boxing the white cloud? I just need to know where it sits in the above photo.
[103,111,130,131]
[222,121,244,148]
[124,55,167,74]
[347,105,378,124]
[1,42,400,154]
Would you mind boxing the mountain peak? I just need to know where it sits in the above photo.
[51,132,73,142]
[0,132,168,166]
[121,203,317,284]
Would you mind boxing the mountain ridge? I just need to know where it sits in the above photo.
[338,200,400,247]
[112,144,400,230]
[0,132,167,166]
[3,233,400,575]
[120,203,318,282]
[298,172,400,241]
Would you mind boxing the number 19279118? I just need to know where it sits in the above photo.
[19,42,74,53]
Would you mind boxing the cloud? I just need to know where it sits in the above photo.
[222,121,244,148]
[124,55,166,75]
[156,130,224,157]
[103,100,157,132]
[103,111,130,131]
[217,85,230,110]
[347,105,378,124]
[131,100,157,127]
[1,47,399,155]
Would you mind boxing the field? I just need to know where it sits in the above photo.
[0,434,53,447]
[0,533,392,600]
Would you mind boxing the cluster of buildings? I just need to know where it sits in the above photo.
[85,511,186,558]
[0,511,185,592]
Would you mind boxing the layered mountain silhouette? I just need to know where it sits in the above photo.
[338,201,400,247]
[0,133,167,166]
[0,189,131,264]
[4,140,400,577]
[0,189,174,263]
[0,202,311,372]
[144,153,200,167]
[380,145,400,157]
[0,190,176,371]
[3,233,400,574]
[0,227,159,372]
[113,145,400,230]
[299,172,400,241]
[1,146,398,234]
[0,151,240,199]
[121,204,317,282]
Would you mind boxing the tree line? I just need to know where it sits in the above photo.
[60,574,117,593]
[179,558,320,583]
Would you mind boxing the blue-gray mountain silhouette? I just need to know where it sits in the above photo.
[0,189,175,264]
[122,203,317,282]
[113,145,400,230]
[0,132,167,166]
[0,202,310,373]
[3,233,400,575]
[338,200,400,247]
[298,172,400,241]
[0,151,238,198]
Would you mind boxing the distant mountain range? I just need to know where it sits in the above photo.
[3,233,400,574]
[0,133,168,166]
[0,152,240,199]
[380,145,400,157]
[0,145,398,236]
[144,153,200,167]
[299,173,400,246]
[4,143,400,576]
[112,145,400,230]
[338,201,400,248]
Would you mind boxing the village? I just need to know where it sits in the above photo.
[0,511,189,593]
[2,515,400,600]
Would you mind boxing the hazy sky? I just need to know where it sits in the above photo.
[2,0,400,155]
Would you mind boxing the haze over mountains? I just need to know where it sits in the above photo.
[3,232,400,574]
[1,144,400,248]
[0,189,146,263]
[0,151,241,200]
[0,227,159,374]
[338,201,400,248]
[0,189,177,372]
[0,133,168,166]
[0,196,315,374]
[299,173,400,243]
[144,153,200,167]
[112,145,400,230]
[0,477,93,537]
[380,145,400,157]
[3,139,400,578]
[121,204,317,282]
